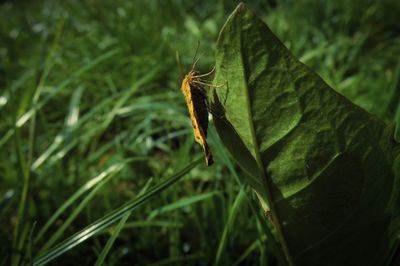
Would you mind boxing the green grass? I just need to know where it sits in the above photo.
[1,0,399,265]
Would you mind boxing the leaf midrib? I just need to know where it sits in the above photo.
[238,32,294,265]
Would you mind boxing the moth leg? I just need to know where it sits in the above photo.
[192,66,215,78]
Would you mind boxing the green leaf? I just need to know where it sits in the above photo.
[211,3,400,265]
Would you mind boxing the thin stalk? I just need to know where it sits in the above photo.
[11,17,65,266]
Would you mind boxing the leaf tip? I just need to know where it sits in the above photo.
[237,2,247,10]
[234,2,248,14]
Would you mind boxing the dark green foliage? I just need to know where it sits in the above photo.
[212,3,400,265]
[1,0,400,265]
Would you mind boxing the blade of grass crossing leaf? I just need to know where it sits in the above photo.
[209,126,241,183]
[94,178,153,266]
[247,195,289,266]
[214,188,246,266]
[210,125,288,265]
[33,158,202,266]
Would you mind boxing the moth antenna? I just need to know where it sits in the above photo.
[176,50,185,79]
[191,41,201,71]
[191,55,202,72]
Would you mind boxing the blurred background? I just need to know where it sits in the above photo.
[1,0,400,265]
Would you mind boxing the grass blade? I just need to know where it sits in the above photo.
[147,191,217,219]
[15,48,120,129]
[34,158,146,243]
[31,85,84,170]
[94,178,153,266]
[95,212,131,266]
[214,188,246,266]
[36,160,131,253]
[233,235,266,266]
[33,157,202,266]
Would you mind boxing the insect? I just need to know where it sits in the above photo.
[179,49,215,166]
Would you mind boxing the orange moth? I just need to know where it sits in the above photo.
[178,49,214,166]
